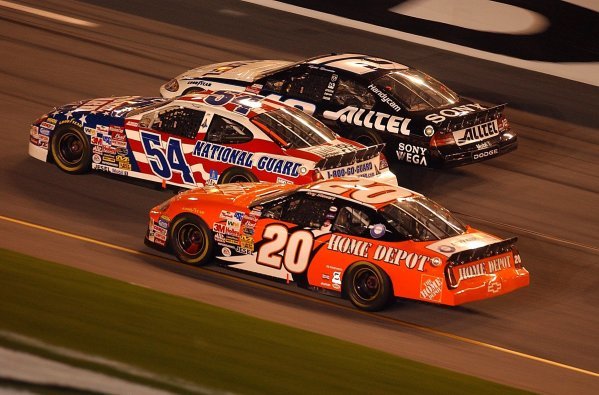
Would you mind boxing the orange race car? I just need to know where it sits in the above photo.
[145,177,530,311]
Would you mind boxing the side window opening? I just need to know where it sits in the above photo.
[263,68,302,94]
[286,72,331,102]
[151,107,205,139]
[333,206,373,237]
[333,79,376,109]
[264,67,332,102]
[205,115,253,144]
[262,200,286,220]
[273,194,333,229]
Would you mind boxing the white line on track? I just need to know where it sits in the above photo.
[243,0,599,87]
[0,0,99,27]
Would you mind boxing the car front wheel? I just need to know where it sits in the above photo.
[169,214,214,266]
[51,126,92,174]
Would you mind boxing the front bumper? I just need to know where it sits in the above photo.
[29,141,49,162]
[443,268,530,306]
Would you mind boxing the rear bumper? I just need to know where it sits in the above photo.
[444,268,530,306]
[430,135,518,168]
[371,169,398,186]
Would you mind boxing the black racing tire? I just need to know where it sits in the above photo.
[169,214,214,266]
[345,262,393,311]
[218,167,258,184]
[349,129,384,148]
[51,126,92,174]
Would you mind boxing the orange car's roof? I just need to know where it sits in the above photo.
[177,177,420,209]
[302,177,420,209]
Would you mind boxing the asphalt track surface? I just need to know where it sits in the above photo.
[0,1,598,393]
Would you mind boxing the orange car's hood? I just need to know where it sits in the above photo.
[173,182,296,208]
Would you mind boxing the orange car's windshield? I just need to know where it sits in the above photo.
[380,197,466,241]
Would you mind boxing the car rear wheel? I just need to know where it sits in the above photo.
[350,129,384,147]
[345,262,393,311]
[169,214,214,266]
[218,167,257,184]
[51,126,92,174]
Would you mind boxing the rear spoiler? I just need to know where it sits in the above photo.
[445,237,518,289]
[314,143,385,170]
[439,104,506,132]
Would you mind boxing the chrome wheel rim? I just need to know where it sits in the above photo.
[177,223,205,256]
[353,267,381,302]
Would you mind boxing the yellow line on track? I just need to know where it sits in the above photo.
[1,214,597,378]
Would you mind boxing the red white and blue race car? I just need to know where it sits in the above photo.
[29,91,396,188]
[161,54,517,168]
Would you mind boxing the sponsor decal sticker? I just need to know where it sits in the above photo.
[219,210,233,220]
[396,143,428,166]
[40,121,56,130]
[332,271,341,289]
[221,246,232,257]
[420,275,443,302]
[323,106,411,135]
[192,141,304,178]
[438,245,456,253]
[473,148,499,160]
[158,217,169,228]
[103,146,117,155]
[373,245,434,271]
[109,125,124,133]
[325,161,374,178]
[112,132,126,141]
[327,234,372,258]
[455,255,512,282]
[425,103,486,124]
[368,84,401,112]
[453,120,499,146]
[488,280,502,293]
[370,224,386,239]
[276,177,293,185]
[235,246,252,255]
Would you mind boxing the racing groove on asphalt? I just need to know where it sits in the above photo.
[0,1,598,393]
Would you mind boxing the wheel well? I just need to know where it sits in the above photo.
[218,167,257,184]
[47,124,76,164]
[182,87,207,95]
[168,211,213,244]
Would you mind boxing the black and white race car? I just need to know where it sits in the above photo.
[160,54,517,168]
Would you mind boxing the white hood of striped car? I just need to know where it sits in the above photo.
[180,60,293,83]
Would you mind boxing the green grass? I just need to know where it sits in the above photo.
[0,249,530,394]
